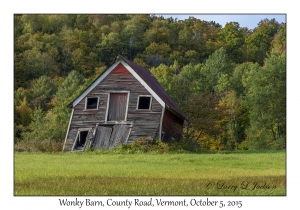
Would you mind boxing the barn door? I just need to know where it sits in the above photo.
[93,126,113,149]
[109,124,132,149]
[93,124,132,149]
[107,93,128,121]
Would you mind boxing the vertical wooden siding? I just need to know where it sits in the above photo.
[65,63,162,151]
[93,126,113,149]
[107,93,127,121]
[161,108,184,141]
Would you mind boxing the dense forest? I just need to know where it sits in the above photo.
[14,14,286,151]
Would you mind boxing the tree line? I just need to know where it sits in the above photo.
[14,14,286,151]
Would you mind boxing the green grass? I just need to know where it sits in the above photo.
[14,151,286,196]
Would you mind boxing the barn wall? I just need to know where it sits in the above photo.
[161,108,184,141]
[65,63,162,151]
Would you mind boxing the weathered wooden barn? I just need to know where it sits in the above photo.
[63,55,185,151]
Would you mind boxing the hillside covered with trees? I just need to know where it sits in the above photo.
[14,14,286,151]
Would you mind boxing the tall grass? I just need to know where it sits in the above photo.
[14,151,286,196]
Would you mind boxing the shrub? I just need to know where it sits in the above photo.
[168,139,201,153]
[120,138,169,153]
[14,140,63,153]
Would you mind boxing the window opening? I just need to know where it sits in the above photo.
[75,130,89,150]
[86,97,98,110]
[137,96,152,109]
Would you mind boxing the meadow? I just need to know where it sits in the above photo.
[14,151,286,196]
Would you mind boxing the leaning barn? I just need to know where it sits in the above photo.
[63,55,185,152]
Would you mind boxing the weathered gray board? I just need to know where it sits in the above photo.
[109,124,131,149]
[107,93,128,121]
[93,126,113,149]
[93,124,132,149]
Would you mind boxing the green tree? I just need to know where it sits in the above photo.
[271,24,286,53]
[143,42,171,67]
[178,25,196,51]
[14,53,27,89]
[172,63,204,96]
[22,107,48,141]
[71,43,98,77]
[51,70,87,141]
[14,87,31,142]
[231,62,260,96]
[121,24,139,59]
[88,15,109,29]
[202,47,234,94]
[150,63,174,93]
[23,48,46,80]
[29,75,57,110]
[246,18,280,65]
[20,14,45,34]
[243,51,286,149]
[41,14,75,34]
[170,63,227,151]
[59,26,77,75]
[144,19,172,45]
[183,50,200,65]
[14,87,30,107]
[96,32,125,65]
[191,19,220,59]
[16,97,32,127]
[22,71,87,142]
[217,91,249,150]
[217,22,247,63]
[216,62,260,96]
[75,14,92,30]
[121,15,151,59]
[14,14,24,38]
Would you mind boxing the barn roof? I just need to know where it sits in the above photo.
[68,55,185,120]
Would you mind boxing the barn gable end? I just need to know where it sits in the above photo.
[63,56,185,151]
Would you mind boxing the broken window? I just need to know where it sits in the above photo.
[137,96,152,110]
[71,128,93,151]
[86,97,98,110]
[76,131,88,148]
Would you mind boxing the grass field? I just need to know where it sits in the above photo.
[14,151,286,196]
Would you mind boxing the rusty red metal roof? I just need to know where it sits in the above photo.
[117,55,185,119]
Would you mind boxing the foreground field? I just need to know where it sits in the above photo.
[14,151,286,196]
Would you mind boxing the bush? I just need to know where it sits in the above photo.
[168,139,201,153]
[117,137,203,154]
[14,140,63,153]
[119,138,169,153]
